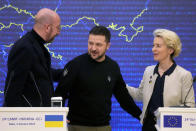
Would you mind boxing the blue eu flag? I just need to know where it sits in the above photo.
[164,115,182,128]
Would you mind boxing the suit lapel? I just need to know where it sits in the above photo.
[146,73,158,103]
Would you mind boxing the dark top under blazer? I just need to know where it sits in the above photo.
[4,29,62,107]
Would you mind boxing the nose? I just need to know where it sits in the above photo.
[152,46,156,52]
[91,44,96,51]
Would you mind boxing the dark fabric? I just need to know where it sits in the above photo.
[68,125,111,131]
[142,111,157,131]
[147,73,165,113]
[148,62,177,114]
[55,53,141,126]
[4,29,63,107]
[143,62,177,130]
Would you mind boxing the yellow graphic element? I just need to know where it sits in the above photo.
[108,8,147,42]
[3,43,14,48]
[0,91,3,94]
[0,4,32,32]
[0,5,62,60]
[61,16,99,28]
[45,43,63,60]
[0,4,35,18]
[0,4,147,60]
[2,42,62,60]
[45,121,63,128]
[0,22,24,32]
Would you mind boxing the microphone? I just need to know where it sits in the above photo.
[4,71,15,99]
[29,72,43,106]
[182,76,196,107]
[170,76,196,108]
[3,71,15,106]
[194,76,196,82]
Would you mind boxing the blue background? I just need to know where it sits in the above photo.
[0,0,196,130]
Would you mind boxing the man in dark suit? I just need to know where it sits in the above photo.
[3,8,62,107]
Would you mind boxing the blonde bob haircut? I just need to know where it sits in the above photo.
[153,29,182,59]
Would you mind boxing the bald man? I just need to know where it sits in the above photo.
[4,8,62,107]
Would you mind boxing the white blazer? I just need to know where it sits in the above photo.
[126,65,195,124]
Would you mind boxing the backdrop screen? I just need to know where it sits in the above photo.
[0,0,196,130]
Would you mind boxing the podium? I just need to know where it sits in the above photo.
[0,107,69,131]
[155,107,196,131]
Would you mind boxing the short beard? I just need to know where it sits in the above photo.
[95,53,105,61]
[88,51,105,62]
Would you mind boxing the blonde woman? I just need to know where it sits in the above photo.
[127,29,195,131]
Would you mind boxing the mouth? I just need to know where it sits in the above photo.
[153,53,158,57]
[91,51,98,56]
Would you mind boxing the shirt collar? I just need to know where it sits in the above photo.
[31,29,46,45]
[153,61,177,76]
[87,53,107,63]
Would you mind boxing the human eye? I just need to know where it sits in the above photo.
[157,44,161,47]
[88,42,93,45]
[97,43,103,47]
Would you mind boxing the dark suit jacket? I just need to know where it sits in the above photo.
[4,30,62,107]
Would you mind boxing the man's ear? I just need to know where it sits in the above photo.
[107,42,111,50]
[45,24,51,33]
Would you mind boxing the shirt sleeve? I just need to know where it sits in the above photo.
[54,59,79,106]
[126,67,148,101]
[113,65,142,120]
[4,45,33,106]
[182,71,195,107]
